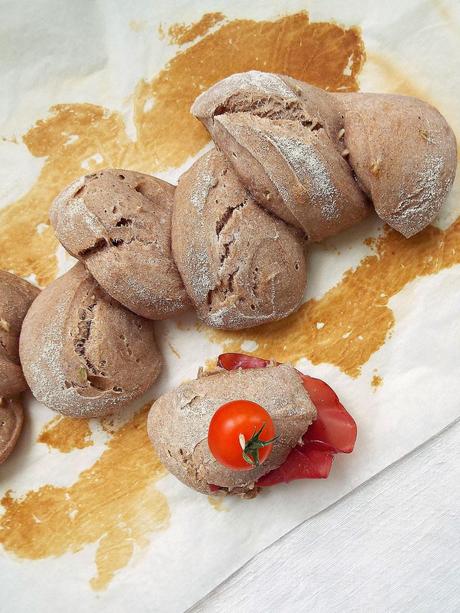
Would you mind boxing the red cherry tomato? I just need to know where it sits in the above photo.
[208,400,276,471]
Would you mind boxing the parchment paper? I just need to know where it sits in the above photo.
[1,1,459,611]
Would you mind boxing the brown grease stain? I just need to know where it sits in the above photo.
[0,12,364,286]
[168,12,225,44]
[371,374,383,389]
[431,0,460,35]
[129,20,147,33]
[0,406,168,590]
[208,495,228,512]
[38,415,93,453]
[206,222,460,377]
[366,51,429,99]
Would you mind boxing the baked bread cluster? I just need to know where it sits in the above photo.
[1,71,456,452]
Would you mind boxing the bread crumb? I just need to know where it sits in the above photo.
[0,318,10,332]
[370,159,382,176]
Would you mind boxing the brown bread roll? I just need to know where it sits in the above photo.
[147,364,316,496]
[20,264,162,418]
[0,396,24,464]
[0,270,39,396]
[172,148,307,329]
[335,92,457,237]
[191,70,370,240]
[50,169,190,319]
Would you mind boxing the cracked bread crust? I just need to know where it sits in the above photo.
[191,70,370,240]
[148,364,316,495]
[0,271,40,396]
[19,263,162,418]
[172,148,307,329]
[50,169,190,320]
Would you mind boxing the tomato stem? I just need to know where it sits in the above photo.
[241,423,278,467]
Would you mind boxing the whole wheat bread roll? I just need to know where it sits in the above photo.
[0,396,24,464]
[50,169,190,319]
[148,364,316,496]
[20,264,162,418]
[192,70,370,241]
[172,148,307,329]
[335,92,457,237]
[0,270,39,396]
[192,70,457,238]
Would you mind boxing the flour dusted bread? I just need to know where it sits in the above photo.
[172,148,307,329]
[192,70,370,240]
[192,70,456,238]
[50,169,190,319]
[0,271,39,396]
[148,364,316,495]
[0,397,24,464]
[20,264,162,418]
[335,92,457,237]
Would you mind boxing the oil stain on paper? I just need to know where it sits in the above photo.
[0,406,168,591]
[38,415,93,453]
[207,222,460,377]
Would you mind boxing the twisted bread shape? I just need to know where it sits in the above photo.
[192,71,457,240]
[51,71,457,333]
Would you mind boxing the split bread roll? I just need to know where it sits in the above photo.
[192,71,457,239]
[0,397,24,464]
[0,270,39,396]
[50,169,190,319]
[20,263,162,418]
[148,364,316,496]
[172,148,307,329]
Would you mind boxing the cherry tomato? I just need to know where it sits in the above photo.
[208,400,276,471]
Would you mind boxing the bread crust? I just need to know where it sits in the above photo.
[0,396,24,464]
[19,264,162,418]
[335,92,457,237]
[192,70,370,240]
[0,271,39,396]
[172,148,307,329]
[50,169,190,319]
[192,70,457,238]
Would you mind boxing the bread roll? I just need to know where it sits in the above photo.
[0,270,39,396]
[335,92,457,237]
[192,70,370,240]
[20,264,162,418]
[148,364,316,495]
[172,149,307,329]
[0,396,24,464]
[50,169,190,319]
